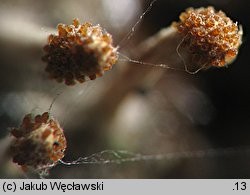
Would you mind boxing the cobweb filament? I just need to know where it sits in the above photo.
[115,0,207,75]
[118,0,158,48]
[59,146,250,166]
[48,92,62,113]
[176,34,208,75]
[118,52,184,72]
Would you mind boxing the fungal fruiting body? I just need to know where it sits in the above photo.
[10,112,66,171]
[42,19,118,85]
[173,6,242,68]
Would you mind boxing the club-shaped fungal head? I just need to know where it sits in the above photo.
[10,112,66,172]
[173,6,243,71]
[42,19,118,85]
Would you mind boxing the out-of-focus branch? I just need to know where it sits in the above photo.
[87,26,183,126]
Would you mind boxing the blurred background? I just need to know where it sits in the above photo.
[0,0,249,178]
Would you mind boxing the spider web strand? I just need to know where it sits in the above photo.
[118,0,158,48]
[59,146,250,166]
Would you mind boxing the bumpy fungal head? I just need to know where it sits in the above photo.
[10,112,66,171]
[173,6,242,68]
[42,19,118,85]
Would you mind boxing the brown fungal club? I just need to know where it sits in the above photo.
[172,6,243,70]
[10,112,66,171]
[42,19,118,85]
